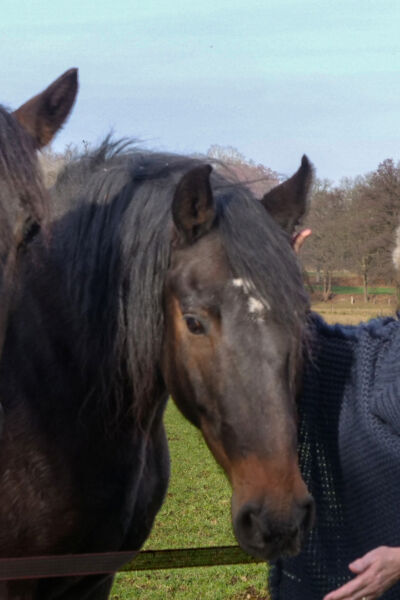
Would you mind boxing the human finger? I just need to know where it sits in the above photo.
[292,228,312,254]
[323,572,372,600]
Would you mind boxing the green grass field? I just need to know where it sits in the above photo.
[111,403,269,600]
[313,284,395,295]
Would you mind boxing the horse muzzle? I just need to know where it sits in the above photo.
[232,495,315,560]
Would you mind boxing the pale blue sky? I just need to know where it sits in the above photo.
[2,0,400,181]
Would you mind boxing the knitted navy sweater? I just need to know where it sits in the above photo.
[269,312,400,599]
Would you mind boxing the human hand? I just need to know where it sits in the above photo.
[291,228,312,254]
[323,546,400,600]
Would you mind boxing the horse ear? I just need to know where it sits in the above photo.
[13,68,79,149]
[172,164,216,245]
[261,155,313,234]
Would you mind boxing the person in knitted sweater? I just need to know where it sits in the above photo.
[269,230,400,600]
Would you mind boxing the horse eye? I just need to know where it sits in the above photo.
[184,315,206,335]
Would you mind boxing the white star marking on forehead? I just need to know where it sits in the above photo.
[248,297,265,314]
[231,278,271,313]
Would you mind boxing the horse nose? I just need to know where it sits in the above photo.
[233,496,315,560]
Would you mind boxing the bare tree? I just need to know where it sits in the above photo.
[301,180,350,301]
[38,147,67,188]
[347,160,400,300]
[302,159,400,302]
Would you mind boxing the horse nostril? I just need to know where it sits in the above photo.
[235,503,262,542]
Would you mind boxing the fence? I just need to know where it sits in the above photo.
[0,546,263,581]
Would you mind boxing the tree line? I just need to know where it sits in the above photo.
[301,159,400,301]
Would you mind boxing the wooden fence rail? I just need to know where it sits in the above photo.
[0,546,263,581]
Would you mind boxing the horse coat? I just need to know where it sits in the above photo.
[269,312,400,599]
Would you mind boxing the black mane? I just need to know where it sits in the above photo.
[43,140,309,422]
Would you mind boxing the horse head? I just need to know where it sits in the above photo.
[162,157,314,560]
[0,68,78,378]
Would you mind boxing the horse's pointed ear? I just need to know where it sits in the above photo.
[172,164,215,245]
[261,155,313,234]
[13,68,79,149]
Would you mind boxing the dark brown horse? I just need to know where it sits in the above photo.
[0,141,314,599]
[0,69,78,443]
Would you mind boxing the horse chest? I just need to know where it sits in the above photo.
[0,422,78,556]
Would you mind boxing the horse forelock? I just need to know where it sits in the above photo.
[216,185,309,326]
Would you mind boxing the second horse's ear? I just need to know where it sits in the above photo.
[261,155,313,234]
[172,164,216,246]
[13,68,79,149]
